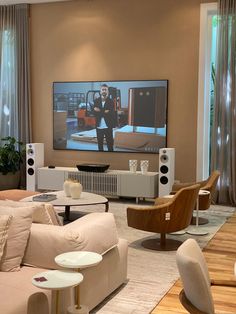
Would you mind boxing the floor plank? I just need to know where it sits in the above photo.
[151,211,236,314]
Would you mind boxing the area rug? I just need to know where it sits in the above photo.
[61,200,235,314]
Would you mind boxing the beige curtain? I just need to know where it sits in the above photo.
[211,0,236,205]
[0,4,31,144]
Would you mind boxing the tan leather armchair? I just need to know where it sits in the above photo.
[172,170,220,209]
[172,171,220,225]
[127,184,200,251]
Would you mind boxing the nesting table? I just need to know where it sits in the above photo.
[32,270,83,314]
[32,251,102,314]
[186,190,210,236]
[55,251,103,314]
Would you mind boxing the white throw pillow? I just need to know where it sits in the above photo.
[0,206,33,271]
[0,200,61,225]
[0,215,13,262]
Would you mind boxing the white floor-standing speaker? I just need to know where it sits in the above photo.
[158,148,175,197]
[26,143,44,191]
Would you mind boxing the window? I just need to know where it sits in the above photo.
[196,3,217,180]
[0,25,18,138]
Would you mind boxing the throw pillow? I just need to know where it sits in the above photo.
[0,206,33,271]
[0,200,61,225]
[0,215,13,262]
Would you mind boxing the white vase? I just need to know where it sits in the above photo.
[140,160,149,174]
[63,179,72,197]
[129,160,138,173]
[70,182,83,199]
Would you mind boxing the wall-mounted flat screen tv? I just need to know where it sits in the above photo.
[53,80,168,153]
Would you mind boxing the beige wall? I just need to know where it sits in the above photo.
[30,0,214,182]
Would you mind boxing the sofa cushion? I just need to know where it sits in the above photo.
[0,206,33,271]
[0,265,51,314]
[0,200,61,226]
[0,215,13,262]
[23,212,119,270]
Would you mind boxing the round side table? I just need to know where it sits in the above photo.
[187,190,210,236]
[55,251,103,314]
[32,269,83,314]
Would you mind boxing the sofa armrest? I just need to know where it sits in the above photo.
[23,212,119,270]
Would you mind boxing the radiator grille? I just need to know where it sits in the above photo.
[68,171,118,196]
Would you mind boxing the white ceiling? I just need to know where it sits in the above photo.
[1,0,71,4]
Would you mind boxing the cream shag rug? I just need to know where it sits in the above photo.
[62,199,235,314]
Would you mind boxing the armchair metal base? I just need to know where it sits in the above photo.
[142,238,183,251]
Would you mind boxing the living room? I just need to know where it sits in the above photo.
[0,0,236,313]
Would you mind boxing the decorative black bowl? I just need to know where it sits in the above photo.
[76,164,110,173]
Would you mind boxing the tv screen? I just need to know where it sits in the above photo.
[53,80,168,153]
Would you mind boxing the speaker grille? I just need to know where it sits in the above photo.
[27,148,34,156]
[160,154,169,163]
[27,168,34,176]
[160,165,168,174]
[160,176,168,185]
[27,158,34,166]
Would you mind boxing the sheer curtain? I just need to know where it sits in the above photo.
[0,4,31,143]
[211,0,236,205]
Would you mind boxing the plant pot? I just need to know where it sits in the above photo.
[0,171,21,190]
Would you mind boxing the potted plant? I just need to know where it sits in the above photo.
[0,136,25,190]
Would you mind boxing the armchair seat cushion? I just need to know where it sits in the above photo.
[0,265,50,314]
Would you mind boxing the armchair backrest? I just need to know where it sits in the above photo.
[165,184,200,233]
[203,170,220,194]
[176,239,214,314]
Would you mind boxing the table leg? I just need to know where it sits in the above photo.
[55,290,60,314]
[64,205,71,221]
[105,201,109,212]
[76,268,81,310]
[187,197,208,236]
[75,285,81,310]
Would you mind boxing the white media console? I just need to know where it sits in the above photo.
[37,167,159,199]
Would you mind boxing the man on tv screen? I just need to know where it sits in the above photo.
[93,84,117,151]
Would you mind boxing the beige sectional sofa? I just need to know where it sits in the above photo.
[0,190,128,314]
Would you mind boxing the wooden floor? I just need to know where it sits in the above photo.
[151,212,236,314]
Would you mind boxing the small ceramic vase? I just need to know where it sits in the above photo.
[70,181,83,199]
[63,179,73,197]
[140,160,149,174]
[129,160,138,173]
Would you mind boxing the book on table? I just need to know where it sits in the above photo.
[32,194,57,202]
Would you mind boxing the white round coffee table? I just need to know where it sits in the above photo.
[32,269,83,314]
[55,251,102,314]
[22,190,109,222]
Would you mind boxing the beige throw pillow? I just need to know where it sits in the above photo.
[0,206,33,271]
[0,215,13,262]
[0,200,61,225]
